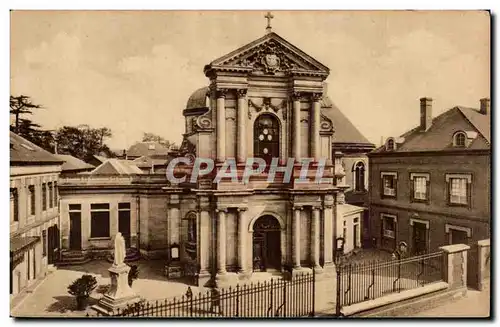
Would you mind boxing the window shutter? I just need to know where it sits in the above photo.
[394,177,398,199]
[380,176,384,198]
[410,178,415,202]
[426,179,430,204]
[468,182,472,209]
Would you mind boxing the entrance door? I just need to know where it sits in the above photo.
[119,213,131,248]
[69,213,82,250]
[450,229,469,245]
[412,222,428,255]
[252,215,281,272]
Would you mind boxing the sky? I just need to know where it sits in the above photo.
[10,10,490,150]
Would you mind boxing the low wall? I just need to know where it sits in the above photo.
[476,239,490,291]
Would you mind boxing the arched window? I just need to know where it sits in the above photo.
[454,132,467,147]
[386,138,395,151]
[354,161,366,192]
[254,114,280,162]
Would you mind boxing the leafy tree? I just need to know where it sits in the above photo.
[142,132,174,149]
[10,95,43,134]
[56,125,113,162]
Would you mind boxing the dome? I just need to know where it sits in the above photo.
[186,87,209,110]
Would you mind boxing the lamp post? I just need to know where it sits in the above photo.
[335,237,345,317]
[391,241,407,293]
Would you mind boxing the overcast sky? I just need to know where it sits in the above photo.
[10,10,490,150]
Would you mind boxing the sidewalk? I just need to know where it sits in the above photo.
[407,286,490,318]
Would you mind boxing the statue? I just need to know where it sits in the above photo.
[113,232,126,266]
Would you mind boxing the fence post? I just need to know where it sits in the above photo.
[335,263,341,316]
[186,287,193,317]
[235,284,240,317]
[439,244,470,294]
[311,268,315,317]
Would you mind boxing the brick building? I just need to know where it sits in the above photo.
[368,97,491,256]
[10,132,62,303]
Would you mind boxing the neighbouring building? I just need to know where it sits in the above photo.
[325,101,376,248]
[368,97,491,258]
[125,142,170,160]
[10,132,63,303]
[58,27,370,287]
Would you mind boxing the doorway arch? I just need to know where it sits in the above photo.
[251,215,282,272]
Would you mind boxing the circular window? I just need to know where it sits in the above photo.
[259,134,264,141]
[263,148,269,154]
[263,129,269,135]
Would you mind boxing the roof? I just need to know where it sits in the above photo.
[186,87,209,110]
[373,105,490,153]
[11,236,40,254]
[127,142,170,158]
[93,155,108,163]
[56,154,95,172]
[132,155,169,168]
[321,100,375,148]
[10,132,63,165]
[91,159,143,175]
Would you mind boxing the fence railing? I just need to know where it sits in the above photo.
[339,251,444,307]
[90,271,315,318]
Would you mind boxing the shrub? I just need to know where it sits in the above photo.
[128,265,139,287]
[67,274,98,310]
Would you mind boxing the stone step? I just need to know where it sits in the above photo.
[106,248,141,264]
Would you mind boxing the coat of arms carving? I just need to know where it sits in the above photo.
[263,53,280,73]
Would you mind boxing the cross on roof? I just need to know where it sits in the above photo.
[265,11,274,33]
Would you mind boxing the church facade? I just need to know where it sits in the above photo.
[58,29,361,287]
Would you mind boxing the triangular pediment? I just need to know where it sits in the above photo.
[204,32,330,77]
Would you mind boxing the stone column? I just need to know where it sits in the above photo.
[439,244,470,295]
[216,208,227,274]
[293,206,303,268]
[311,93,322,161]
[237,89,247,163]
[312,206,322,269]
[198,197,211,279]
[238,207,248,274]
[169,195,180,245]
[323,195,334,267]
[216,89,228,163]
[292,92,302,160]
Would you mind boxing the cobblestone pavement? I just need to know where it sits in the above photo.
[408,286,490,318]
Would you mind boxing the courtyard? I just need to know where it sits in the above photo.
[11,259,198,317]
[10,248,411,318]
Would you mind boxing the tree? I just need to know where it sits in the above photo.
[55,125,113,162]
[142,132,174,149]
[10,95,43,134]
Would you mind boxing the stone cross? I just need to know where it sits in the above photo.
[265,11,274,33]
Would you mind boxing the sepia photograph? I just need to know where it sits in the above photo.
[8,9,491,319]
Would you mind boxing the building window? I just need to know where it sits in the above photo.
[42,230,47,257]
[381,172,397,197]
[381,214,396,239]
[386,138,395,151]
[10,188,18,222]
[410,173,430,202]
[54,182,58,208]
[453,131,467,147]
[42,183,47,211]
[353,161,366,192]
[90,203,110,238]
[253,114,280,162]
[445,224,472,245]
[28,185,35,216]
[446,174,472,206]
[48,182,54,209]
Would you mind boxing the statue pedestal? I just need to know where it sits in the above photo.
[92,263,140,316]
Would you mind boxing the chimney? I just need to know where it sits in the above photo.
[420,97,433,132]
[122,149,127,159]
[480,98,490,115]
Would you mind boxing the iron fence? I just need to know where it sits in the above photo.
[339,251,444,307]
[90,271,315,318]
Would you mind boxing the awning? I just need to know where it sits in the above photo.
[10,236,40,268]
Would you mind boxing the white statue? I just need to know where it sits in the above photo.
[113,232,126,266]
